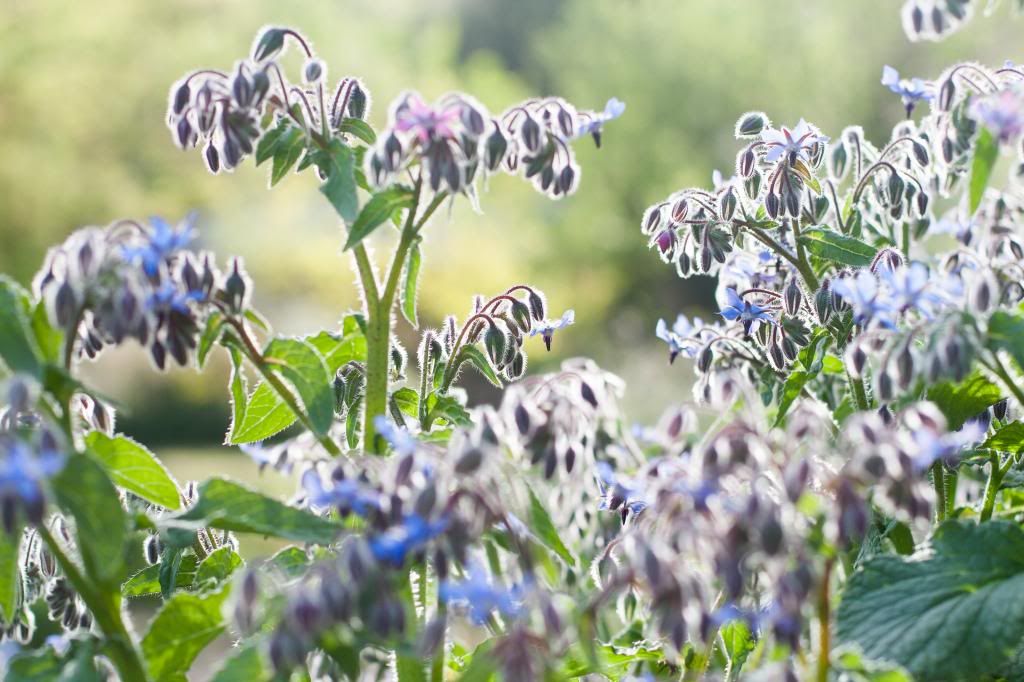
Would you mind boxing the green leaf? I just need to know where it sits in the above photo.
[86,432,180,510]
[798,228,877,267]
[262,337,334,434]
[31,300,63,365]
[987,310,1024,373]
[53,454,128,588]
[196,311,224,369]
[392,387,419,418]
[337,117,377,145]
[163,478,342,546]
[319,140,359,224]
[344,186,414,250]
[266,545,312,579]
[0,276,42,376]
[142,583,230,682]
[926,372,1002,430]
[396,655,428,682]
[270,128,305,186]
[230,332,363,444]
[254,119,292,166]
[122,554,198,598]
[458,345,502,388]
[526,486,576,566]
[837,520,1024,681]
[401,243,422,328]
[984,421,1024,454]
[969,127,999,215]
[195,546,242,586]
[210,645,269,682]
[426,394,472,428]
[7,637,103,681]
[0,529,21,622]
[720,619,755,676]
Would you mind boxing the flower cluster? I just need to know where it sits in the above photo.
[32,216,240,369]
[370,92,623,198]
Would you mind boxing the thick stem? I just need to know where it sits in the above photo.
[932,462,947,523]
[980,453,1008,522]
[37,524,150,681]
[816,559,834,682]
[848,369,870,412]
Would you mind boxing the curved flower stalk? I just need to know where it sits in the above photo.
[166,25,622,453]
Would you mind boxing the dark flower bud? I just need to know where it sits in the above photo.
[231,70,252,109]
[696,344,714,373]
[643,206,663,235]
[736,111,769,138]
[876,370,895,403]
[204,143,220,174]
[268,628,304,674]
[765,192,781,219]
[483,324,506,366]
[579,380,599,408]
[912,140,929,166]
[527,290,545,321]
[744,172,762,199]
[253,27,286,62]
[485,125,508,171]
[346,81,369,120]
[455,447,483,474]
[543,448,558,479]
[783,278,803,316]
[738,149,757,178]
[222,135,242,170]
[784,189,800,218]
[938,78,956,112]
[886,172,905,205]
[829,142,848,179]
[143,534,161,565]
[894,343,915,390]
[719,187,737,220]
[564,445,576,473]
[461,105,485,136]
[520,114,541,153]
[223,258,248,313]
[54,281,78,329]
[304,59,324,84]
[505,351,526,380]
[916,191,929,216]
[941,136,955,164]
[514,403,531,435]
[558,165,576,195]
[846,343,867,379]
[670,198,688,223]
[172,82,191,116]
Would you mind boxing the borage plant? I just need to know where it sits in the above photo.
[5,15,1024,682]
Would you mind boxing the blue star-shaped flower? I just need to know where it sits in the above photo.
[718,288,774,334]
[881,65,933,116]
[122,215,196,277]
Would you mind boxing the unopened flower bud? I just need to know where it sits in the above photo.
[736,111,769,138]
[303,59,324,84]
[938,78,956,112]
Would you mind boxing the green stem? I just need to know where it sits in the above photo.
[362,181,446,453]
[848,369,870,412]
[983,352,1024,408]
[980,453,1010,522]
[932,462,947,523]
[37,524,150,681]
[944,470,958,519]
[792,219,820,292]
[430,590,447,682]
[816,558,834,682]
[228,317,342,457]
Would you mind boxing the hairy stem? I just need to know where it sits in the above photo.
[932,461,947,523]
[816,558,834,682]
[980,453,1009,522]
[982,352,1024,408]
[37,524,150,681]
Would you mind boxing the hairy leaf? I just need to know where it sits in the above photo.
[798,228,877,267]
[344,186,414,251]
[401,242,422,328]
[926,372,1002,430]
[0,529,21,622]
[122,554,198,598]
[837,520,1024,681]
[0,276,42,376]
[87,432,180,510]
[142,584,230,681]
[527,486,576,566]
[969,127,998,215]
[164,478,342,546]
[319,139,359,223]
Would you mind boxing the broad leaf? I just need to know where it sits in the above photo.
[988,310,1024,373]
[267,545,312,579]
[196,311,224,369]
[262,337,334,434]
[255,119,293,166]
[337,117,377,145]
[53,454,128,588]
[798,228,877,267]
[0,276,42,376]
[122,554,198,598]
[31,299,63,365]
[344,186,414,251]
[195,546,242,586]
[396,655,428,682]
[270,128,305,186]
[142,584,230,681]
[163,478,342,546]
[720,619,755,676]
[983,421,1024,454]
[837,520,1024,681]
[210,645,269,682]
[969,127,998,215]
[526,486,575,566]
[926,371,1002,430]
[319,140,359,223]
[86,432,180,510]
[459,345,502,388]
[392,387,419,418]
[7,637,103,681]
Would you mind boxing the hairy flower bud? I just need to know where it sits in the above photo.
[736,111,769,138]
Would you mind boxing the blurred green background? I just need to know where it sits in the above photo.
[1,0,1019,469]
